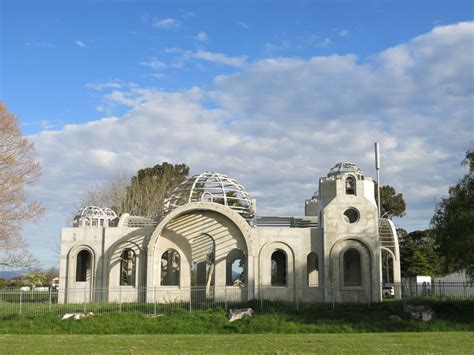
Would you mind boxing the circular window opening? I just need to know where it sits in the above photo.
[343,208,360,224]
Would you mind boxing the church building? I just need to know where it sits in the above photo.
[58,162,401,304]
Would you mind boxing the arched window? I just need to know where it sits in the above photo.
[381,249,394,285]
[120,249,136,286]
[345,176,356,195]
[271,250,287,286]
[76,250,91,282]
[343,248,361,286]
[161,249,180,286]
[226,249,245,286]
[307,252,319,286]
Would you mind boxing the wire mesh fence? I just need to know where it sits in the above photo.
[0,282,472,317]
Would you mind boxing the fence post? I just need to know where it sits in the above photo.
[83,287,87,313]
[49,287,52,312]
[295,282,299,311]
[19,290,23,316]
[189,287,192,313]
[368,285,371,308]
[119,287,122,313]
[224,286,228,311]
[260,284,263,310]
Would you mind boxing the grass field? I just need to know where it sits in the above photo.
[0,300,473,334]
[0,332,472,353]
[1,300,472,353]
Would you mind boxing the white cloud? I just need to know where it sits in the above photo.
[74,40,86,48]
[182,12,195,19]
[193,50,247,67]
[263,40,291,52]
[147,73,166,80]
[238,21,249,29]
[152,17,180,29]
[338,30,349,37]
[194,31,208,42]
[165,47,184,54]
[140,58,167,69]
[307,35,331,48]
[86,80,124,91]
[28,22,473,267]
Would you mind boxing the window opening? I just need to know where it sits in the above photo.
[120,249,136,286]
[271,250,287,286]
[307,252,319,286]
[343,208,360,223]
[343,248,361,286]
[76,250,91,282]
[226,249,245,286]
[345,176,356,195]
[161,249,180,286]
[191,234,215,300]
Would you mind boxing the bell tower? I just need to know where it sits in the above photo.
[317,162,382,303]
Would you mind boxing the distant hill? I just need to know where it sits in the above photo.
[232,271,243,280]
[0,270,27,280]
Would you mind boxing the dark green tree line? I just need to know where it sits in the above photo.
[431,149,474,281]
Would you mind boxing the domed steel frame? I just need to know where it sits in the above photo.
[73,206,118,227]
[164,172,254,219]
[328,162,364,178]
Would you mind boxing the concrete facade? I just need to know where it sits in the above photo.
[59,163,401,304]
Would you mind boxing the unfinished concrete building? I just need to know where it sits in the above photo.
[59,162,401,304]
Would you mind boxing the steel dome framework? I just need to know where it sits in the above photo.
[164,172,254,219]
[73,206,118,227]
[327,162,364,178]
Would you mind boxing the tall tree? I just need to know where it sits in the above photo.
[0,102,43,270]
[399,229,445,277]
[375,183,406,219]
[124,162,189,217]
[77,173,130,216]
[76,162,189,218]
[44,266,59,285]
[22,272,47,287]
[431,149,474,281]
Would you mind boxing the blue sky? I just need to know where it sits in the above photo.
[3,1,472,133]
[1,0,473,268]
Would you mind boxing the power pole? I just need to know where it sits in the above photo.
[375,142,381,217]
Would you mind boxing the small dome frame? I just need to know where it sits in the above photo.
[328,162,364,178]
[73,206,118,227]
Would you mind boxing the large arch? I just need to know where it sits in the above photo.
[381,246,401,299]
[146,202,255,302]
[329,238,377,303]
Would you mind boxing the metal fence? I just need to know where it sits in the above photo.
[0,282,472,317]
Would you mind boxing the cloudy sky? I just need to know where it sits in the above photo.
[1,1,473,268]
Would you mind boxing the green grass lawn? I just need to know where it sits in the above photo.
[0,300,473,335]
[0,332,472,354]
[0,300,472,353]
[0,309,473,335]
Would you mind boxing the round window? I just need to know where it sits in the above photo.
[343,208,360,224]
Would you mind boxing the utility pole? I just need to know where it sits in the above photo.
[375,142,381,217]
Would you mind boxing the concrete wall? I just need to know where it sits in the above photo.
[59,170,389,305]
[254,227,323,302]
[59,225,152,303]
